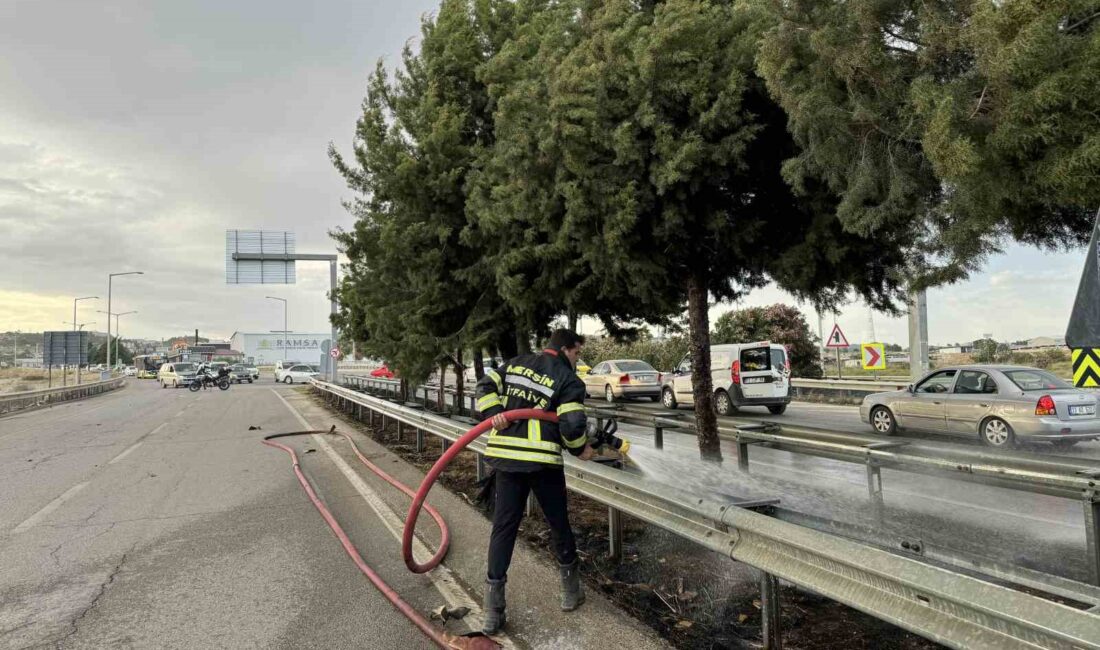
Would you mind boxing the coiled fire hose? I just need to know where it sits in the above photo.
[262,409,558,649]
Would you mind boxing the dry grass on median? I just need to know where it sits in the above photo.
[0,368,104,394]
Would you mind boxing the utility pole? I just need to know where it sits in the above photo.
[266,296,288,360]
[106,271,142,372]
[908,289,929,381]
[73,296,98,384]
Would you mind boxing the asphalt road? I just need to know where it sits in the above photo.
[0,380,442,650]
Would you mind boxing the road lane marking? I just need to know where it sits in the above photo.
[271,389,512,646]
[106,423,167,466]
[13,482,89,533]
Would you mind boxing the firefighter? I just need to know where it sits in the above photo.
[474,328,595,635]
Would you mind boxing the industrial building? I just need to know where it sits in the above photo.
[229,332,332,365]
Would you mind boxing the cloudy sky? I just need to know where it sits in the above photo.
[0,1,1090,348]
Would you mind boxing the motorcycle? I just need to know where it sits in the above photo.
[189,366,231,392]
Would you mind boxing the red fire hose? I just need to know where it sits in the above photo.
[262,409,558,649]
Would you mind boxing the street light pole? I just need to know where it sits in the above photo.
[72,296,98,384]
[266,296,288,361]
[107,272,143,372]
[98,310,137,369]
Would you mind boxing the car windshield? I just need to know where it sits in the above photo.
[174,363,195,373]
[1003,369,1072,391]
[616,361,655,372]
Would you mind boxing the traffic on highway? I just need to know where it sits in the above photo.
[5,1,1100,649]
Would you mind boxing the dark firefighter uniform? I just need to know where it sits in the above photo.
[474,346,588,581]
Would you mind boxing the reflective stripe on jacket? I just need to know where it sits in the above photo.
[474,348,588,471]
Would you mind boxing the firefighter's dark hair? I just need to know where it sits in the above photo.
[549,328,585,350]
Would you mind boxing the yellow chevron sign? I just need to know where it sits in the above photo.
[1071,348,1100,388]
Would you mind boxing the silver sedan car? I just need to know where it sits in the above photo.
[859,365,1100,449]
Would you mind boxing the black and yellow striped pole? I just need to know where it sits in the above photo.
[1067,209,1100,387]
[1071,349,1100,388]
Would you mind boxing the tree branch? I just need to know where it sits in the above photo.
[968,85,987,119]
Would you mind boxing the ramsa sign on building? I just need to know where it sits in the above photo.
[231,332,331,365]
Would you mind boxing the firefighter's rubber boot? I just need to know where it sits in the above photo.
[482,577,507,635]
[559,560,585,611]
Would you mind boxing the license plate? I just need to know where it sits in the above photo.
[1069,404,1095,416]
[636,374,655,382]
[744,376,767,384]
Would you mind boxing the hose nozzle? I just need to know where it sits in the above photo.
[589,418,630,455]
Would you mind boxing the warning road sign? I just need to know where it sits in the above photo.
[861,343,886,370]
[825,324,850,349]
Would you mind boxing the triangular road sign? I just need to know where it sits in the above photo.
[826,323,850,348]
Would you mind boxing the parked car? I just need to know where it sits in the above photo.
[661,342,791,415]
[159,362,198,388]
[462,357,504,385]
[273,360,303,381]
[860,365,1100,449]
[276,364,320,384]
[229,364,258,384]
[370,364,396,379]
[123,366,137,377]
[584,359,662,402]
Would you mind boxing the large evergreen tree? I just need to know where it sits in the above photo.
[331,0,518,381]
[757,0,1097,287]
[548,0,909,459]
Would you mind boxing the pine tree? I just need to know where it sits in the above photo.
[757,0,1097,287]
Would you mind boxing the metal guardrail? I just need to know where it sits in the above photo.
[313,379,1100,650]
[605,401,1100,585]
[0,377,126,417]
[790,377,908,396]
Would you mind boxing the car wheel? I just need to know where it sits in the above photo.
[714,390,735,416]
[870,406,897,435]
[1051,439,1078,451]
[604,385,616,403]
[662,387,677,409]
[981,417,1015,448]
[767,404,787,415]
[283,376,293,384]
[160,380,166,389]
[248,379,253,384]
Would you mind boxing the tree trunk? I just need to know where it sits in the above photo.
[453,348,465,415]
[437,362,447,412]
[516,329,531,355]
[472,349,485,380]
[498,333,518,359]
[567,309,578,332]
[687,271,723,461]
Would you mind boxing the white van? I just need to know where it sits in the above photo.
[660,342,791,415]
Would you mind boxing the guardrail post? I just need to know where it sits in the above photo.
[526,492,536,518]
[866,461,885,513]
[737,441,750,472]
[395,419,403,442]
[1086,492,1100,585]
[441,438,451,453]
[476,454,486,482]
[381,413,388,434]
[760,571,782,649]
[608,506,623,561]
[416,428,425,453]
[653,421,664,450]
